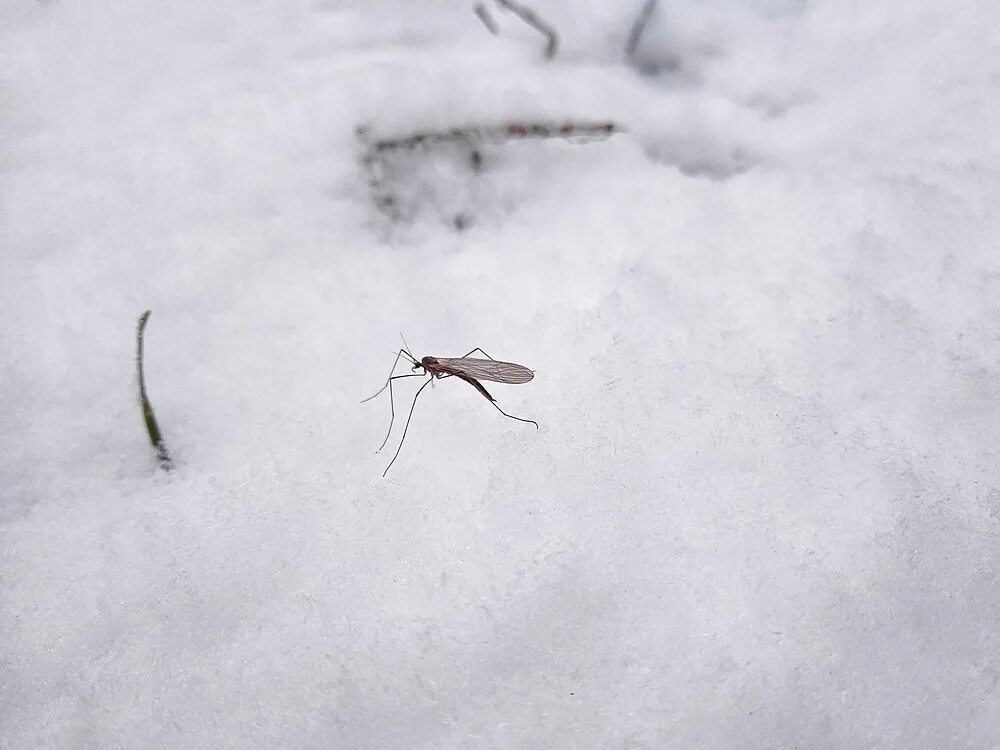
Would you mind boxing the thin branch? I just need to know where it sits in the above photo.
[495,0,558,60]
[474,2,499,35]
[625,0,658,65]
[358,120,619,222]
[136,310,172,471]
[363,120,617,155]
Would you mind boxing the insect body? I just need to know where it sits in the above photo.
[363,344,538,476]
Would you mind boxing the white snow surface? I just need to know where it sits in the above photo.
[2,0,1000,746]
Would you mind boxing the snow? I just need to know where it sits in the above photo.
[2,0,999,746]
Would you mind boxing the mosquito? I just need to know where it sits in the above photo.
[362,338,538,476]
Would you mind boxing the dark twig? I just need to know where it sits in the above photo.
[358,120,619,221]
[625,0,658,65]
[474,2,499,34]
[495,0,558,60]
[136,310,172,471]
[362,120,617,155]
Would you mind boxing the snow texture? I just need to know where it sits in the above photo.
[2,0,1000,746]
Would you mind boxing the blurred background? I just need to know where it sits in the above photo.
[2,1,999,746]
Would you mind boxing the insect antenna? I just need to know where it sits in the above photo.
[362,349,421,404]
[399,332,417,363]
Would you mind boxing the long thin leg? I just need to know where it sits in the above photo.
[400,333,416,360]
[460,347,496,360]
[489,400,538,428]
[383,377,433,476]
[453,369,539,429]
[375,373,426,452]
[456,372,538,430]
[362,349,417,403]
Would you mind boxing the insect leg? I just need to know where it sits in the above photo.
[399,333,417,362]
[383,377,434,476]
[488,400,539,428]
[375,373,426,453]
[459,347,497,360]
[454,373,538,428]
[362,349,418,403]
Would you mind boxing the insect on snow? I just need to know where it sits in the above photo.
[362,338,538,476]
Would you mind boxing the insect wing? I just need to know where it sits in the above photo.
[437,357,534,384]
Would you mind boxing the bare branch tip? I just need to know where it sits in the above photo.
[626,0,659,65]
[474,3,499,34]
[495,0,558,61]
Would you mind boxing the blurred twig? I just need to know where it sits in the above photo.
[495,0,558,60]
[358,120,618,222]
[136,310,172,471]
[360,121,616,155]
[473,3,499,35]
[625,0,658,66]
